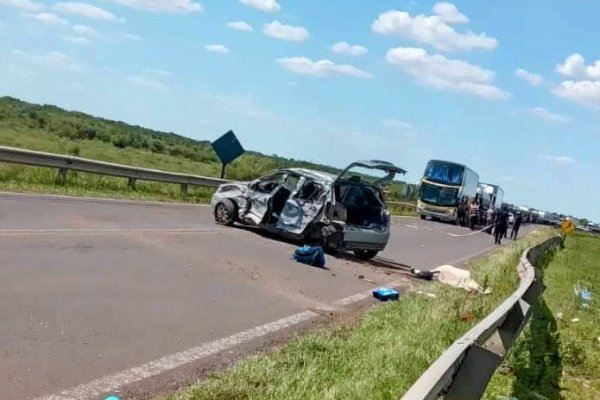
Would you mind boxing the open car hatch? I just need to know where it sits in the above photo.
[335,160,407,186]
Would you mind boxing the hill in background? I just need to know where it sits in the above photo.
[0,96,417,201]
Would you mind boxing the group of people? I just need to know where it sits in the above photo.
[487,205,523,244]
[465,199,524,244]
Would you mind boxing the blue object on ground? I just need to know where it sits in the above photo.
[104,396,122,400]
[292,245,326,268]
[373,287,400,301]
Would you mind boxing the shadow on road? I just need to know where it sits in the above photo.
[233,224,417,276]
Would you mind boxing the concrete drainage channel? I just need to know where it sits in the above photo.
[400,236,562,400]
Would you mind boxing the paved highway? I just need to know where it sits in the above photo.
[0,193,532,400]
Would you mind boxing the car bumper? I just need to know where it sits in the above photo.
[417,208,457,221]
[343,226,390,251]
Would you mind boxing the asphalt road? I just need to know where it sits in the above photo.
[0,193,534,400]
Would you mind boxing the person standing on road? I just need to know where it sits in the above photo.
[494,207,509,245]
[468,200,479,230]
[510,212,524,240]
[486,207,495,234]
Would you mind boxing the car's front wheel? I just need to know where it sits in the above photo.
[214,200,236,226]
[354,250,378,260]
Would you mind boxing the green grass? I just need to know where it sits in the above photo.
[159,229,554,400]
[484,232,600,400]
[0,96,418,205]
[0,126,218,203]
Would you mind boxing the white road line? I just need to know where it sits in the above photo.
[33,311,318,400]
[0,228,232,236]
[0,191,211,208]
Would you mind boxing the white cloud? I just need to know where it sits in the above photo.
[263,20,309,42]
[433,2,468,23]
[240,0,280,13]
[227,21,253,32]
[553,80,600,109]
[381,119,413,130]
[103,0,202,14]
[204,93,275,120]
[205,44,229,54]
[539,154,576,165]
[530,107,570,123]
[24,12,68,25]
[372,3,497,52]
[0,0,43,11]
[73,24,98,37]
[62,35,92,45]
[276,57,373,79]
[145,69,172,76]
[11,49,81,71]
[554,54,600,110]
[386,47,508,99]
[122,33,142,41]
[127,75,168,90]
[54,2,123,22]
[331,42,368,57]
[515,68,543,86]
[556,53,600,79]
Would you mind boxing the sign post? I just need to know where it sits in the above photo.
[560,219,575,247]
[211,130,245,179]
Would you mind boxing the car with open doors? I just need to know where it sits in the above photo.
[210,160,406,260]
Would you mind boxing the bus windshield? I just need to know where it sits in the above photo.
[420,183,459,207]
[424,161,464,185]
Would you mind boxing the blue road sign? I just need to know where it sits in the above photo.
[212,130,245,166]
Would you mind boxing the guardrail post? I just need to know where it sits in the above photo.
[57,168,68,184]
[181,183,188,195]
[128,177,137,190]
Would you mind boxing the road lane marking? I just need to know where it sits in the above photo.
[393,221,493,238]
[0,228,233,236]
[33,311,318,400]
[33,276,410,400]
[0,191,211,208]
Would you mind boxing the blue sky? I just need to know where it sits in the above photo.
[1,0,599,221]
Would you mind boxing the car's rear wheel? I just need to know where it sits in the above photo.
[354,249,378,260]
[420,215,426,220]
[214,200,236,226]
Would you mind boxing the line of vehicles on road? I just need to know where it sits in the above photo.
[210,157,573,261]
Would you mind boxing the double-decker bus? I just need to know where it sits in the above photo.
[417,160,479,224]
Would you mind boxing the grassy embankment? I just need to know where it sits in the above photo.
[0,97,417,211]
[484,232,600,400]
[159,229,555,400]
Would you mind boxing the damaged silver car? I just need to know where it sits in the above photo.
[210,160,406,260]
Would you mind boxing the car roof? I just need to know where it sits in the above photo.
[283,168,336,183]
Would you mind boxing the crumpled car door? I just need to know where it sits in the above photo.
[244,173,285,225]
[276,178,328,236]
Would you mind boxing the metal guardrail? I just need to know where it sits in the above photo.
[401,235,561,400]
[0,146,230,192]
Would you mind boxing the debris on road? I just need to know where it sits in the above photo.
[358,275,375,283]
[416,290,437,299]
[411,268,438,280]
[574,283,593,310]
[292,245,326,268]
[373,287,400,301]
[459,311,475,322]
[431,264,485,293]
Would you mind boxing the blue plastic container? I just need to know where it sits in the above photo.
[373,287,400,301]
